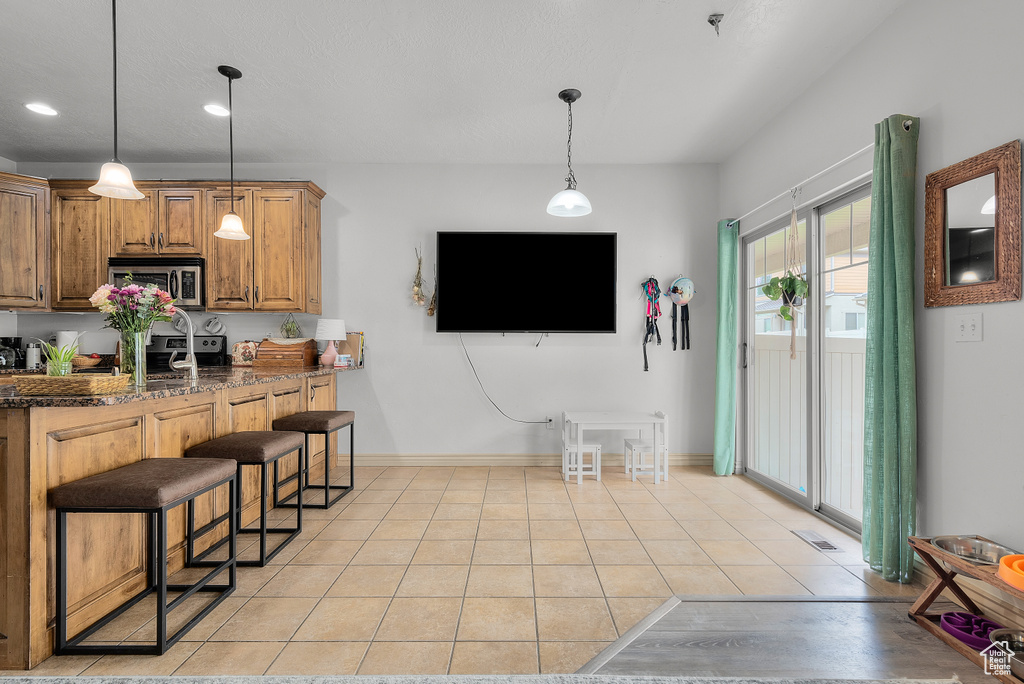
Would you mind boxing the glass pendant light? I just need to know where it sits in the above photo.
[89,0,144,200]
[547,88,592,217]
[213,65,250,240]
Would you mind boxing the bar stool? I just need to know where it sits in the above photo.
[185,430,305,566]
[51,458,237,656]
[272,410,355,509]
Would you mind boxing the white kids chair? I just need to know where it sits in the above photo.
[562,411,602,483]
[623,410,668,482]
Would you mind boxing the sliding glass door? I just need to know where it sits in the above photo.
[741,185,871,531]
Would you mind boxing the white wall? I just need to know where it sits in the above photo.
[719,0,1024,550]
[0,155,15,173]
[16,161,719,460]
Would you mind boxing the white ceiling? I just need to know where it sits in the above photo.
[0,0,904,165]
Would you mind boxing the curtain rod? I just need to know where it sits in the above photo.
[726,141,875,227]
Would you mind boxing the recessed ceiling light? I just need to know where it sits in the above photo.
[25,103,58,116]
[204,104,230,116]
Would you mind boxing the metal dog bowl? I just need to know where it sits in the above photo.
[932,535,1018,566]
[988,628,1024,680]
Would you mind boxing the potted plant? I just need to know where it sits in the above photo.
[38,339,79,377]
[762,272,808,321]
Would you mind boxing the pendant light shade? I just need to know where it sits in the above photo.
[547,88,591,217]
[213,65,250,241]
[90,0,143,200]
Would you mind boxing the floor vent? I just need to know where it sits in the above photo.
[792,529,842,552]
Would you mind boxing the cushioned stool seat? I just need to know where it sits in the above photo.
[185,431,306,567]
[272,410,355,509]
[52,458,237,656]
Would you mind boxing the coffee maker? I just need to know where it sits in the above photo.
[0,337,24,369]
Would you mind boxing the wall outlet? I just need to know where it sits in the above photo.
[954,313,983,342]
[545,416,554,430]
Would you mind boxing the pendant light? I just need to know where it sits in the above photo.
[89,0,144,200]
[213,65,250,240]
[547,88,591,217]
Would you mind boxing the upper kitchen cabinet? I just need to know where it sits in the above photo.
[109,188,157,255]
[0,172,50,310]
[253,189,303,311]
[305,191,322,314]
[110,186,203,256]
[206,188,255,310]
[50,183,109,311]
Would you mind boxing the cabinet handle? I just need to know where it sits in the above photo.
[39,284,44,300]
[310,384,317,402]
[150,233,155,248]
[255,286,260,302]
[159,233,164,247]
[244,285,249,302]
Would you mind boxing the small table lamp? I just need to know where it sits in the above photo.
[314,319,346,366]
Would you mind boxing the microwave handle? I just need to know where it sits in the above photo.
[169,270,178,299]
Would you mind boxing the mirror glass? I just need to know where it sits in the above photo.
[945,173,996,285]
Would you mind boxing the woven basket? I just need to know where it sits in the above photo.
[14,374,132,396]
[71,356,102,367]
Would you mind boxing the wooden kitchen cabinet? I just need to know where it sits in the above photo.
[50,184,109,310]
[157,188,204,254]
[110,187,203,256]
[0,172,49,309]
[109,189,157,255]
[305,191,323,314]
[206,188,254,310]
[253,189,303,311]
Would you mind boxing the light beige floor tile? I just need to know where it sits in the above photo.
[844,565,923,596]
[663,502,721,521]
[728,518,796,541]
[451,467,490,480]
[396,564,470,596]
[127,595,246,643]
[317,518,379,540]
[783,564,876,596]
[82,642,200,676]
[375,596,463,641]
[587,539,653,565]
[692,489,746,505]
[457,597,536,641]
[710,502,771,520]
[357,641,453,674]
[595,565,672,597]
[446,479,489,493]
[642,539,715,565]
[174,641,285,676]
[579,519,637,540]
[527,489,571,504]
[532,564,604,597]
[682,519,746,541]
[449,641,539,674]
[530,519,584,540]
[466,564,535,597]
[528,503,577,519]
[368,519,429,540]
[292,597,391,640]
[210,597,318,642]
[539,641,611,674]
[472,539,532,564]
[572,503,625,520]
[697,539,775,565]
[266,641,367,675]
[535,597,617,641]
[607,596,672,635]
[397,489,444,504]
[485,489,527,504]
[441,489,486,504]
[659,565,741,595]
[481,503,529,519]
[754,538,838,565]
[256,564,343,597]
[385,503,438,520]
[264,538,310,566]
[432,503,483,519]
[566,488,614,504]
[423,519,479,540]
[87,594,159,643]
[477,519,530,539]
[756,501,817,521]
[352,489,402,504]
[327,564,406,597]
[365,477,414,490]
[413,539,475,564]
[628,519,691,540]
[406,478,452,491]
[607,488,658,503]
[720,565,811,595]
[616,503,674,520]
[336,503,392,520]
[0,655,100,676]
[488,467,526,479]
[350,539,419,565]
[290,539,362,565]
[531,539,592,564]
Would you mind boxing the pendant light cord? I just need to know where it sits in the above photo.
[228,74,235,213]
[564,100,577,190]
[111,0,119,162]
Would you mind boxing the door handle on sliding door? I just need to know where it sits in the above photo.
[741,342,748,369]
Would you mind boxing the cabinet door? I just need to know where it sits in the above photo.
[109,190,157,255]
[253,189,303,311]
[0,177,48,309]
[306,374,337,472]
[51,190,109,310]
[206,189,254,310]
[304,193,322,314]
[158,189,203,254]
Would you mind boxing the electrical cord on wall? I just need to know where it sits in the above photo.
[458,333,550,425]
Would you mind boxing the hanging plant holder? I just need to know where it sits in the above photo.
[760,196,808,359]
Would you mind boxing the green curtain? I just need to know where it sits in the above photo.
[862,114,920,583]
[713,219,738,476]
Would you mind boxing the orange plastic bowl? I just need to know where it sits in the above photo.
[998,554,1024,591]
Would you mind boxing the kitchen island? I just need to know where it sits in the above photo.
[0,366,355,669]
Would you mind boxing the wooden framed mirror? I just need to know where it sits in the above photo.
[924,140,1021,307]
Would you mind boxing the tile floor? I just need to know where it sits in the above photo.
[1,465,921,677]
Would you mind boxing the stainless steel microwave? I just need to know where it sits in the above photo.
[107,257,205,309]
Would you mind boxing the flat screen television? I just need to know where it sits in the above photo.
[435,231,617,333]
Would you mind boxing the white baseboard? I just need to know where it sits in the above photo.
[355,453,713,467]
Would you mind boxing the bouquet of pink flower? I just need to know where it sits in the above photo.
[90,279,177,333]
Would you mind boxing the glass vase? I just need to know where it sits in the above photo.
[120,330,147,388]
[46,360,72,377]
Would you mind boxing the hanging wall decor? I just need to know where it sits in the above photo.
[665,276,695,351]
[641,276,662,371]
[412,248,427,306]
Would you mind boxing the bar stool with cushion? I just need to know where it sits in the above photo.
[51,457,237,656]
[272,410,355,509]
[185,430,305,567]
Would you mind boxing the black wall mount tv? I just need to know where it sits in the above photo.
[435,231,617,334]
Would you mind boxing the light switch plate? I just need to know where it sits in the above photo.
[954,313,983,342]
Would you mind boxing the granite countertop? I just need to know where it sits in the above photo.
[0,365,360,408]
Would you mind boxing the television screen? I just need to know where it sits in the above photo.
[435,231,617,333]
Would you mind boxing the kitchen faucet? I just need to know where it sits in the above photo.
[169,310,199,383]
